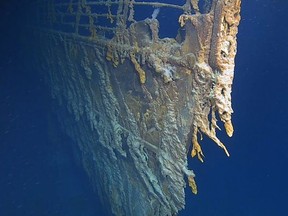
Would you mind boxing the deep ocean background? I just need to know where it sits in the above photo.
[1,0,288,216]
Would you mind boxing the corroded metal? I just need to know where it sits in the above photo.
[32,0,241,215]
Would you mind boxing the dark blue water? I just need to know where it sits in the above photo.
[1,0,288,215]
